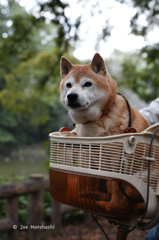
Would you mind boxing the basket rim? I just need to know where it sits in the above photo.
[49,123,159,140]
[49,131,157,141]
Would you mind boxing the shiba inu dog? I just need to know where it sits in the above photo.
[59,53,150,214]
[60,53,149,136]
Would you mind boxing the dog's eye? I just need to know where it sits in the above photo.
[83,82,92,87]
[66,83,72,88]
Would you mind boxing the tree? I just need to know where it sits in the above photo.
[116,0,159,101]
[0,0,80,153]
[1,0,158,153]
[119,49,159,102]
[117,0,159,37]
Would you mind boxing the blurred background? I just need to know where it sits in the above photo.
[1,0,159,177]
[0,0,159,239]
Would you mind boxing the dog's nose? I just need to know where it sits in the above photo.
[67,93,78,102]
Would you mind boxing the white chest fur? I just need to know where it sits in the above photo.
[73,98,129,137]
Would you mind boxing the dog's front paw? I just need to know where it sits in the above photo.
[69,129,77,136]
[59,127,77,137]
[59,126,71,132]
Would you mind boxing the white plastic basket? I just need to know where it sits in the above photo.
[49,123,159,228]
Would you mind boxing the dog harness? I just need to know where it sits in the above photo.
[82,92,137,133]
[117,92,137,133]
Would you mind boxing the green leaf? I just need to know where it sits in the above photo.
[0,128,15,143]
[0,112,17,127]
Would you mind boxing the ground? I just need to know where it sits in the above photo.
[47,216,149,240]
[17,214,149,240]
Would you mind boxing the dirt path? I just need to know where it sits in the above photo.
[45,216,149,240]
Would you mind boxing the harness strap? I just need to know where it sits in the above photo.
[117,92,132,128]
[117,92,137,133]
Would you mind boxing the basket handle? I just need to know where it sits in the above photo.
[142,123,159,136]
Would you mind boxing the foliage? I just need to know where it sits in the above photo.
[117,0,159,37]
[1,0,159,154]
[115,0,159,101]
[17,192,52,225]
[0,192,52,226]
[1,49,60,125]
[18,195,29,224]
[120,50,159,102]
[0,49,79,126]
[0,176,52,227]
[39,0,112,48]
[0,198,6,221]
[43,191,52,222]
[63,210,85,224]
[0,1,61,121]
[0,175,84,226]
[0,0,80,153]
[0,109,17,147]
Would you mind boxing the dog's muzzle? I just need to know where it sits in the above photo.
[67,93,81,109]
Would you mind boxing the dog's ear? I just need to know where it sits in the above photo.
[60,57,73,78]
[91,53,106,75]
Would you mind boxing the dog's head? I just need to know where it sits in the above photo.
[60,53,117,124]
